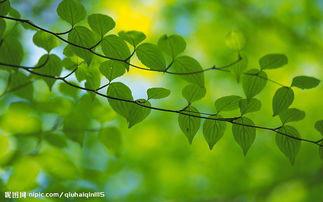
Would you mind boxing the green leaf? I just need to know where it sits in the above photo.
[9,7,21,19]
[319,147,323,160]
[214,95,241,112]
[0,134,12,163]
[99,127,122,156]
[35,54,62,89]
[15,136,39,156]
[106,82,133,120]
[99,60,126,81]
[315,120,323,136]
[68,26,96,64]
[36,96,73,116]
[6,158,40,191]
[58,82,80,98]
[259,54,288,69]
[239,98,261,115]
[33,30,60,52]
[62,57,77,70]
[128,99,151,128]
[232,117,256,155]
[272,87,294,116]
[6,71,34,100]
[147,87,170,100]
[62,95,94,142]
[203,115,226,150]
[136,43,166,71]
[182,84,206,103]
[0,19,5,38]
[157,34,186,57]
[62,45,73,57]
[75,62,87,82]
[1,102,40,134]
[74,60,101,89]
[225,30,246,50]
[178,106,201,144]
[84,66,101,90]
[171,56,205,87]
[0,0,10,15]
[291,76,320,89]
[279,108,305,124]
[101,34,131,62]
[88,14,115,37]
[242,69,267,98]
[230,54,248,82]
[276,125,301,164]
[44,132,67,148]
[0,37,23,68]
[118,31,146,47]
[57,0,86,25]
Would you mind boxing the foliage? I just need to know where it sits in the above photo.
[0,0,323,201]
[1,0,322,161]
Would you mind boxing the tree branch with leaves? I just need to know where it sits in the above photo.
[0,0,322,164]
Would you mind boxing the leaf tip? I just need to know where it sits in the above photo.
[208,144,214,150]
[128,122,134,128]
[187,137,194,145]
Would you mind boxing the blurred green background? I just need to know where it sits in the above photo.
[0,0,323,201]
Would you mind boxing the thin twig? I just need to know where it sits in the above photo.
[96,81,111,91]
[55,27,73,35]
[89,39,103,50]
[62,67,78,79]
[244,71,286,87]
[316,138,323,144]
